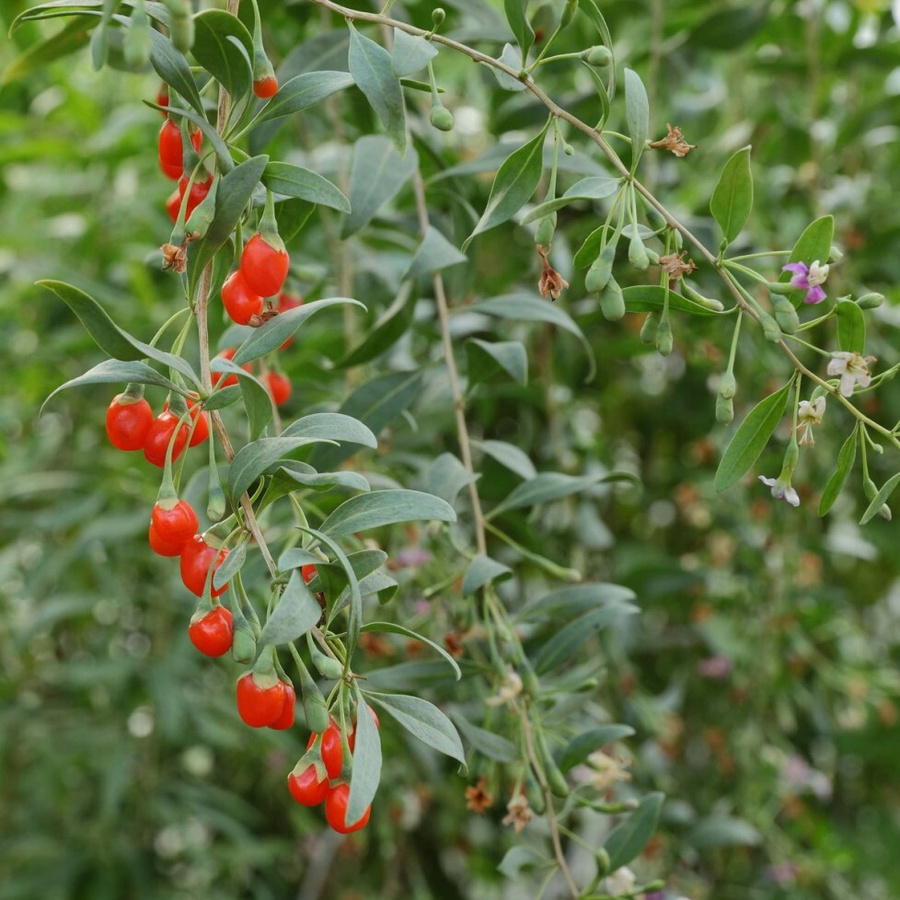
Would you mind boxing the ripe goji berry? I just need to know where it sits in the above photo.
[240,233,289,297]
[301,564,316,584]
[106,393,153,451]
[158,120,202,180]
[268,682,296,730]
[325,783,371,834]
[253,75,278,99]
[264,371,292,407]
[287,765,329,806]
[188,605,234,657]
[151,498,198,548]
[149,521,184,557]
[307,718,344,779]
[235,672,287,727]
[180,535,230,597]
[142,411,189,467]
[348,704,381,752]
[221,270,263,325]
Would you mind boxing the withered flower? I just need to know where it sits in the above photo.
[502,792,533,833]
[537,245,569,302]
[465,776,493,814]
[659,251,697,284]
[649,123,696,158]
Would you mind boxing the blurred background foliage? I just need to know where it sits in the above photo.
[2,0,900,898]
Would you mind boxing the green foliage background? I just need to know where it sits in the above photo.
[2,1,900,899]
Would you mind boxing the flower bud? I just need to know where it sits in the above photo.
[585,45,613,67]
[772,294,800,334]
[856,292,884,310]
[628,231,649,270]
[767,280,795,296]
[585,242,616,293]
[716,393,734,424]
[783,439,799,472]
[760,311,782,343]
[681,281,724,311]
[640,312,657,344]
[431,7,446,27]
[429,105,454,132]
[828,245,843,263]
[719,371,737,400]
[563,142,575,156]
[123,7,151,68]
[655,315,673,355]
[231,613,258,665]
[599,277,625,321]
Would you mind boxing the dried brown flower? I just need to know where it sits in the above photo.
[649,123,696,158]
[659,251,697,284]
[537,245,569,302]
[501,792,533,833]
[465,776,493,814]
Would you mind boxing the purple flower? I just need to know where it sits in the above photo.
[697,655,732,680]
[644,893,667,900]
[767,862,798,886]
[782,260,829,304]
[396,546,432,568]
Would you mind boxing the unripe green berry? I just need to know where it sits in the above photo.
[585,242,615,293]
[563,142,575,156]
[599,278,625,321]
[432,7,446,26]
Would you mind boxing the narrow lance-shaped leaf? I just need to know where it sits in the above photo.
[836,299,866,355]
[348,24,406,155]
[859,471,900,525]
[148,27,204,116]
[254,70,355,124]
[714,381,791,493]
[463,120,551,250]
[624,68,649,173]
[818,428,858,517]
[258,570,322,645]
[365,691,466,766]
[604,792,665,872]
[347,685,383,825]
[262,162,350,213]
[191,10,253,99]
[361,623,461,680]
[504,0,535,62]
[710,146,753,245]
[320,490,456,537]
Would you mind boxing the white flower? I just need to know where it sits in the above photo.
[797,396,826,446]
[807,259,830,286]
[759,475,800,507]
[485,670,523,708]
[600,867,637,896]
[827,352,874,398]
[587,750,632,792]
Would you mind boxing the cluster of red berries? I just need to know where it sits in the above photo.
[221,233,290,325]
[106,392,208,467]
[288,708,381,834]
[157,94,211,224]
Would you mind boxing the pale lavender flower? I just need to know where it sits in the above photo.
[827,351,874,398]
[796,396,826,446]
[783,260,829,304]
[759,474,800,507]
[697,655,732,680]
[396,546,432,568]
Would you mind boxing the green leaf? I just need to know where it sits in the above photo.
[277,548,322,571]
[687,815,761,849]
[710,146,753,245]
[342,135,418,238]
[577,0,616,99]
[321,490,456,537]
[148,27,204,117]
[714,381,791,493]
[212,542,247,591]
[365,691,466,766]
[391,28,438,77]
[519,583,637,622]
[254,70,355,125]
[192,10,253,100]
[228,436,332,502]
[836,299,866,354]
[347,687,383,826]
[262,162,350,213]
[361,623,461,680]
[462,554,513,596]
[560,725,637,773]
[348,25,406,155]
[264,462,371,505]
[232,297,364,365]
[490,43,528,92]
[450,712,519,763]
[624,68,649,173]
[38,281,201,386]
[474,439,537,481]
[859,472,900,525]
[498,847,548,879]
[425,453,479,506]
[275,199,315,243]
[604,792,665,872]
[467,292,595,381]
[336,287,415,369]
[189,155,269,296]
[623,285,723,318]
[521,175,621,224]
[490,471,617,518]
[534,602,637,674]
[282,413,377,450]
[311,370,422,470]
[405,226,468,280]
[466,339,528,386]
[504,0,534,60]
[41,359,185,414]
[2,15,93,86]
[258,570,322,645]
[208,358,273,440]
[781,216,834,283]
[463,122,550,250]
[818,429,857,517]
